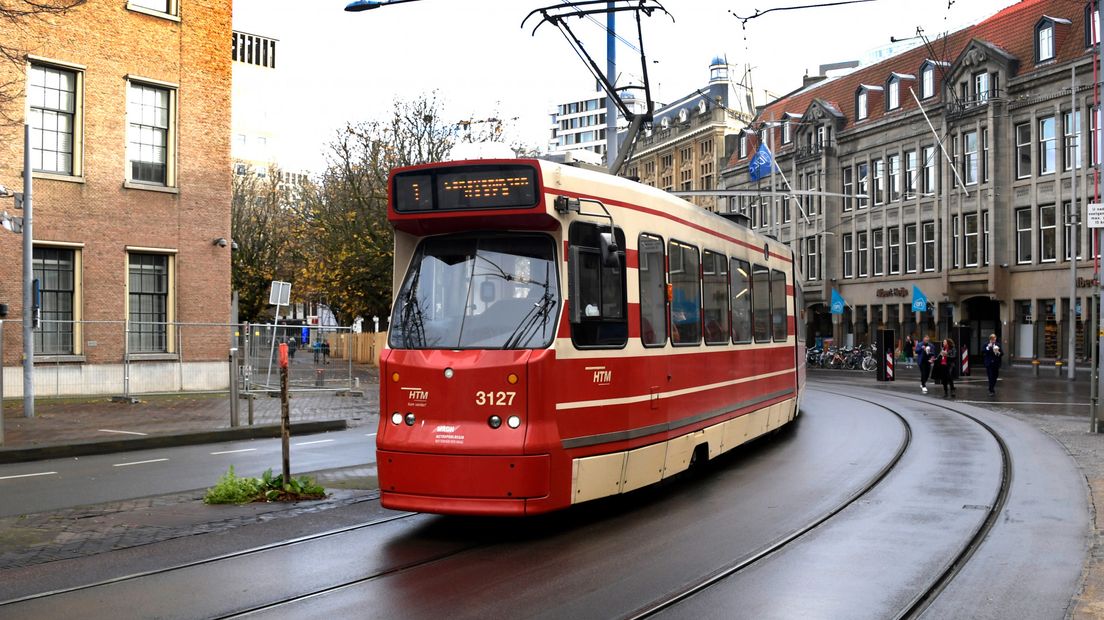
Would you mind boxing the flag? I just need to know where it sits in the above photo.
[830,288,846,315]
[911,285,929,313]
[748,143,775,181]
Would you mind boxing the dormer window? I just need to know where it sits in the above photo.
[678,108,689,123]
[698,99,707,114]
[661,116,670,129]
[1087,2,1100,48]
[886,77,900,110]
[856,90,868,120]
[781,120,792,144]
[921,64,934,98]
[739,132,748,158]
[1036,16,1070,62]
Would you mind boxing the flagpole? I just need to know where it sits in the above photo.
[769,113,777,239]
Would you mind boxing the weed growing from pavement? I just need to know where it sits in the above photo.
[204,466,326,504]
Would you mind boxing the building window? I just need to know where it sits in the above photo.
[28,64,80,176]
[974,72,990,103]
[983,211,990,266]
[922,146,937,195]
[1037,19,1056,62]
[952,215,961,268]
[856,90,868,120]
[127,80,175,186]
[857,231,869,277]
[1064,110,1082,170]
[739,133,748,158]
[922,222,936,272]
[857,162,869,209]
[1065,201,1083,260]
[1039,116,1057,175]
[872,228,884,276]
[982,128,990,183]
[842,166,854,212]
[33,247,77,355]
[128,252,172,353]
[888,153,901,202]
[905,224,918,273]
[1087,2,1100,48]
[1040,204,1057,262]
[128,0,177,15]
[873,159,885,205]
[232,32,277,69]
[843,233,854,278]
[887,77,900,110]
[965,212,979,267]
[805,236,818,280]
[963,130,978,185]
[921,63,936,99]
[782,120,792,145]
[889,226,901,274]
[1016,122,1032,178]
[1093,107,1100,165]
[904,150,917,199]
[1016,208,1033,264]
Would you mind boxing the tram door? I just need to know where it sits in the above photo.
[637,235,671,420]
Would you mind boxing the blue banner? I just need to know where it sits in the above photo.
[911,285,928,312]
[830,288,846,315]
[748,143,775,181]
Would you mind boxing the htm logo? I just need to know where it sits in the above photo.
[402,387,429,401]
[586,366,612,385]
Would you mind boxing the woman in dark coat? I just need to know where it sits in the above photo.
[933,338,958,397]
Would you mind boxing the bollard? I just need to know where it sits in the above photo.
[1032,359,1041,377]
[1055,360,1064,377]
[315,368,325,387]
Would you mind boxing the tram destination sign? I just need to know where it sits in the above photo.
[393,164,538,212]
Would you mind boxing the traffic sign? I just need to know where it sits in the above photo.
[269,281,291,306]
[1088,203,1104,228]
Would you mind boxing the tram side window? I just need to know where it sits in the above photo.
[568,222,627,348]
[796,279,807,345]
[638,234,668,346]
[771,269,788,341]
[751,263,771,343]
[702,250,729,345]
[730,258,752,343]
[669,240,701,345]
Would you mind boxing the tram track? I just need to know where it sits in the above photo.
[630,387,1013,620]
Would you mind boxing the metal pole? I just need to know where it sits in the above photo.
[22,120,33,418]
[1071,66,1080,380]
[605,3,617,170]
[1090,292,1098,431]
[229,345,239,428]
[0,319,5,445]
[1097,0,1104,429]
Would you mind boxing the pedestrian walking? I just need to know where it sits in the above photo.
[312,339,321,364]
[322,340,330,364]
[287,337,298,360]
[916,335,935,393]
[933,338,958,398]
[983,333,1003,396]
[904,335,915,368]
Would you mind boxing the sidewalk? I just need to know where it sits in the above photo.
[0,364,380,462]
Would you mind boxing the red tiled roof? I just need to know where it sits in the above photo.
[726,0,1092,169]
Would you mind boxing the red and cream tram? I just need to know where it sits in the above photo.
[377,158,806,515]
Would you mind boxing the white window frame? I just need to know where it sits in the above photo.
[1016,208,1033,264]
[922,222,937,272]
[888,153,901,202]
[1038,20,1056,62]
[857,231,869,277]
[965,212,980,267]
[1016,122,1032,179]
[125,76,178,190]
[952,215,961,268]
[905,224,918,273]
[1064,110,1082,171]
[889,226,901,274]
[872,228,885,276]
[843,233,854,278]
[1039,116,1057,175]
[921,64,935,99]
[904,150,917,199]
[887,78,900,110]
[1040,204,1057,263]
[963,130,978,185]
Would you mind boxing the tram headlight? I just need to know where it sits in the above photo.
[444,367,454,379]
[507,415,521,429]
[405,413,416,426]
[488,415,502,429]
[391,412,402,425]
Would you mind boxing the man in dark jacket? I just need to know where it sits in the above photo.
[915,335,935,394]
[983,333,1003,396]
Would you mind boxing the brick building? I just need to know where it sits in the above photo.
[722,0,1102,364]
[0,0,232,396]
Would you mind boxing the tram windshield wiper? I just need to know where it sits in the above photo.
[502,263,556,349]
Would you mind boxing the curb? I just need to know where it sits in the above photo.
[0,419,349,465]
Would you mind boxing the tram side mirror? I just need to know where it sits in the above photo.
[600,232,620,269]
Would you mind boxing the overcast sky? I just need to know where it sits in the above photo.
[233,0,1016,172]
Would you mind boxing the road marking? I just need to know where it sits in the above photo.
[98,429,149,436]
[294,439,336,446]
[210,448,258,455]
[0,471,57,480]
[113,458,169,467]
[365,433,377,438]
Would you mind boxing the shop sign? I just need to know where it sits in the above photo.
[876,287,909,298]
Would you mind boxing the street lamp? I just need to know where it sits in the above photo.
[344,0,421,11]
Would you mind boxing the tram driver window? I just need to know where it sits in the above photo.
[568,222,627,348]
[668,240,702,345]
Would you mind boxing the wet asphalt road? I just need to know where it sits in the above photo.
[0,377,1089,619]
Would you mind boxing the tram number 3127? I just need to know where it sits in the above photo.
[475,391,517,406]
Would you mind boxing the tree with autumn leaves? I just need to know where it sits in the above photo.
[232,94,532,326]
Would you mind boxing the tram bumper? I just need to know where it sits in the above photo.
[378,451,550,515]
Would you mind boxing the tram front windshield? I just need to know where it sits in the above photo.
[389,234,560,350]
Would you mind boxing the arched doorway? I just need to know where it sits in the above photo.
[960,296,1001,362]
[807,302,832,348]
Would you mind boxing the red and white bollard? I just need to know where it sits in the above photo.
[886,352,894,380]
[960,347,970,377]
